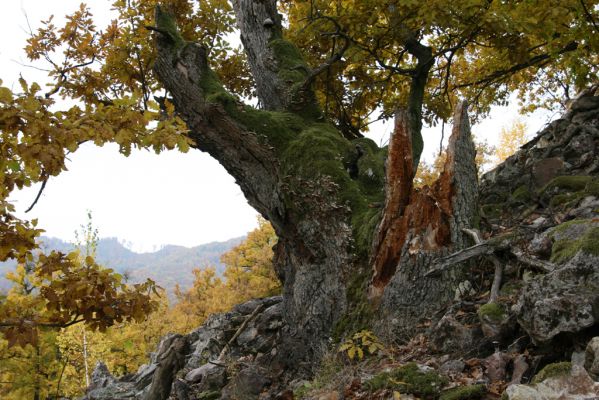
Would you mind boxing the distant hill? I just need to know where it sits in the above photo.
[0,236,244,296]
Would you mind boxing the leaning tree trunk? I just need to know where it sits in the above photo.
[150,0,478,372]
[152,3,352,369]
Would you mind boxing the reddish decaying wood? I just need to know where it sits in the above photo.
[370,102,475,298]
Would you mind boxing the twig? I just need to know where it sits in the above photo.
[25,178,48,213]
[217,304,264,362]
[424,242,493,276]
[510,249,555,273]
[579,0,599,35]
[462,229,503,303]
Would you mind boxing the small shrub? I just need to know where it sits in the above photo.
[338,330,384,360]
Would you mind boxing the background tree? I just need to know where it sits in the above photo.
[1,0,597,372]
[0,265,63,400]
[174,218,280,331]
[494,119,529,164]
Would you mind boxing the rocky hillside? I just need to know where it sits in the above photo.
[82,86,599,400]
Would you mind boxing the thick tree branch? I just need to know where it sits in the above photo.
[404,36,434,168]
[232,0,320,117]
[151,6,287,229]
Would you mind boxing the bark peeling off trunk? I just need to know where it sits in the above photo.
[370,102,478,299]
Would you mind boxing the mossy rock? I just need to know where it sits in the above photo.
[478,302,506,323]
[440,384,486,400]
[365,363,448,397]
[197,390,221,400]
[549,192,584,207]
[510,185,532,203]
[541,175,593,194]
[540,176,599,208]
[481,203,503,219]
[585,178,599,197]
[531,361,571,384]
[499,280,523,296]
[550,225,599,263]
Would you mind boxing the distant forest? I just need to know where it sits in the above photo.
[0,236,244,294]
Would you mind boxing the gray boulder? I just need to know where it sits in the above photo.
[504,365,599,399]
[514,252,599,343]
[585,337,599,380]
[184,363,226,391]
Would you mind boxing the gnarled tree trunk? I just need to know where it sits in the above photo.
[151,0,478,372]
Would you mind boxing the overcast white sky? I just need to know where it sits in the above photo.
[2,1,554,252]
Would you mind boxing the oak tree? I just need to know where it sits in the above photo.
[1,0,597,370]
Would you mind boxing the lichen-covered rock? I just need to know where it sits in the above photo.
[477,302,515,340]
[184,363,226,390]
[430,315,478,353]
[513,252,599,343]
[479,88,599,226]
[85,362,138,400]
[504,365,599,399]
[220,366,271,400]
[89,362,116,390]
[585,337,599,380]
[439,359,466,376]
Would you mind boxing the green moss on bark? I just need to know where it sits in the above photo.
[268,38,321,119]
[155,6,186,50]
[331,268,373,342]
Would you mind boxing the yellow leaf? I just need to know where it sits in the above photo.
[348,346,356,359]
[0,87,14,103]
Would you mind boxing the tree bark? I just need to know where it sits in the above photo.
[232,0,320,117]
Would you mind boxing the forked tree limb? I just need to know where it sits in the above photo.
[425,229,554,281]
[232,0,319,114]
[462,228,503,303]
[151,6,286,230]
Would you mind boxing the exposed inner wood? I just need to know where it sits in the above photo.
[370,102,477,297]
